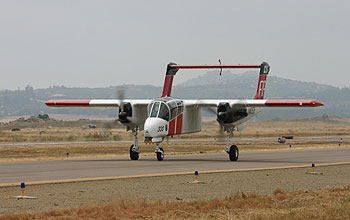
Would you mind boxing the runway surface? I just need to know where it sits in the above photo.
[0,147,349,185]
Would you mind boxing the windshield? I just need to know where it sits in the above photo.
[150,102,160,117]
[158,103,170,121]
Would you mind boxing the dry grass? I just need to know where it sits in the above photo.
[199,117,350,139]
[0,128,128,143]
[1,117,349,143]
[1,186,349,220]
[0,117,349,161]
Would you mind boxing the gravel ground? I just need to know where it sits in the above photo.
[0,164,349,214]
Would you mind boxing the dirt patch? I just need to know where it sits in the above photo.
[2,187,350,220]
[0,164,349,215]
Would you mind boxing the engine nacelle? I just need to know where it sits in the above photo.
[118,102,132,123]
[217,102,248,124]
[217,103,233,123]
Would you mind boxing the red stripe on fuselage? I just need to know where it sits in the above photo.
[175,113,183,135]
[168,118,176,135]
[161,75,174,97]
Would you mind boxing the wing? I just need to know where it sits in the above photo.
[184,99,323,128]
[46,99,153,107]
[184,99,324,108]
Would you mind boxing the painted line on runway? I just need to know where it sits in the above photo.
[1,161,349,188]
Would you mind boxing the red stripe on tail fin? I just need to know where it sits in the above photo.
[161,75,174,97]
[254,62,270,99]
[161,63,179,97]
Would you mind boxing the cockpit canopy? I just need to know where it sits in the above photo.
[148,98,184,121]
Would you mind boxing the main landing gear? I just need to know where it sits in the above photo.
[130,127,140,160]
[225,128,239,161]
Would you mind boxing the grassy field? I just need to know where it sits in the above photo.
[1,117,349,142]
[1,186,349,220]
[0,117,349,161]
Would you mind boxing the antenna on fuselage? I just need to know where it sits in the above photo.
[218,59,222,76]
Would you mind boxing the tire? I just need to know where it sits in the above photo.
[156,147,164,161]
[130,144,139,160]
[229,145,239,161]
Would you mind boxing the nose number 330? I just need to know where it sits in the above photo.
[157,126,165,132]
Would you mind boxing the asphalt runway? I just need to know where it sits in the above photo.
[0,147,349,186]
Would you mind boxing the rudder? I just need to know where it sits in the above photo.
[254,62,270,99]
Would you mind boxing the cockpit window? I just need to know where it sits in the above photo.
[150,102,160,117]
[158,103,170,121]
[168,101,177,119]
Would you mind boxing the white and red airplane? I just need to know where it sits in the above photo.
[46,62,323,161]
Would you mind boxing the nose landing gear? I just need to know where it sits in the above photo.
[155,143,164,161]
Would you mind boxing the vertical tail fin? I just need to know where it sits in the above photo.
[254,62,270,99]
[161,62,178,97]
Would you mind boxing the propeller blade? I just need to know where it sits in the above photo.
[103,119,121,129]
[216,124,226,143]
[115,86,125,101]
[204,107,217,116]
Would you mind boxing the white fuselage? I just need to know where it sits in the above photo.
[143,98,260,143]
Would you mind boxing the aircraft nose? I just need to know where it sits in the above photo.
[144,118,167,137]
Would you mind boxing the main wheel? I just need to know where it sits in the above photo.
[229,145,239,161]
[130,144,139,160]
[156,147,164,161]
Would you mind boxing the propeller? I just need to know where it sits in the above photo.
[103,118,120,129]
[116,86,125,102]
[103,86,133,129]
[204,107,226,142]
[115,86,134,124]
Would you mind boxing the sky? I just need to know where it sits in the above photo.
[0,0,349,90]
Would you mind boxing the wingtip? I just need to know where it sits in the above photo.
[312,100,324,107]
[45,100,54,106]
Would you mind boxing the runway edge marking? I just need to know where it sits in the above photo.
[1,161,349,188]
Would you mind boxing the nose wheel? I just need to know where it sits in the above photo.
[156,148,164,161]
[155,143,164,161]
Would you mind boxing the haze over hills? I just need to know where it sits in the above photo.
[0,71,349,119]
[173,71,350,118]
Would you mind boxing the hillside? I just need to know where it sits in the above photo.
[0,71,349,119]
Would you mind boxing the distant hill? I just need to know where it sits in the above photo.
[173,71,350,118]
[0,71,349,119]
